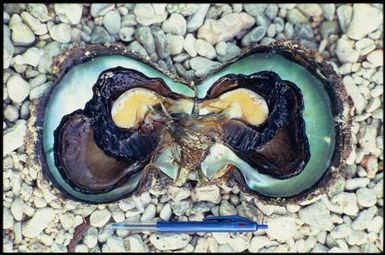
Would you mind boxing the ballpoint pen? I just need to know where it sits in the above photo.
[110,215,268,233]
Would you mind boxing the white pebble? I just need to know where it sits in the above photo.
[90,209,111,227]
[356,188,377,207]
[22,208,56,238]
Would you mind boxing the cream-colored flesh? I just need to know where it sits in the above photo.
[111,88,194,129]
[199,88,269,126]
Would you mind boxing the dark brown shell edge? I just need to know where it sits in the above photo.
[26,43,187,204]
[206,40,353,205]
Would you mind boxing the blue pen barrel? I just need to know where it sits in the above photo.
[157,221,260,232]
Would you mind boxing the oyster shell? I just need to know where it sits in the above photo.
[27,41,352,204]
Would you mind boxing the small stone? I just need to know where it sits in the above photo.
[243,4,266,16]
[294,23,313,41]
[29,82,52,100]
[162,13,186,36]
[355,38,376,56]
[38,41,62,74]
[49,23,72,43]
[3,25,14,69]
[20,12,47,35]
[75,244,88,252]
[3,119,27,156]
[264,4,278,20]
[367,216,383,233]
[106,237,125,252]
[27,4,50,22]
[13,47,44,67]
[119,26,135,42]
[54,4,83,25]
[298,200,333,231]
[167,4,199,16]
[170,200,191,216]
[194,185,221,203]
[4,208,14,229]
[11,20,35,46]
[265,216,298,242]
[346,4,383,40]
[152,27,170,59]
[103,10,121,35]
[361,243,380,253]
[183,33,197,57]
[248,236,278,252]
[127,41,148,57]
[356,188,377,207]
[197,12,255,45]
[33,197,47,208]
[287,8,308,24]
[134,4,167,26]
[90,26,111,44]
[218,244,234,252]
[266,23,276,37]
[187,4,210,32]
[366,50,383,67]
[320,21,338,38]
[284,22,294,39]
[330,223,351,239]
[371,84,383,97]
[219,200,237,215]
[159,203,172,221]
[345,178,370,190]
[353,207,378,231]
[4,105,19,122]
[343,76,365,114]
[140,192,152,207]
[194,237,209,252]
[331,192,359,216]
[22,208,56,238]
[7,75,30,103]
[297,4,322,17]
[215,41,227,56]
[149,233,191,250]
[90,209,111,227]
[195,39,216,59]
[84,228,98,248]
[336,5,352,33]
[90,4,115,17]
[167,187,190,202]
[228,235,249,252]
[168,34,184,55]
[136,26,156,54]
[173,53,189,63]
[60,213,74,230]
[336,38,359,63]
[10,198,24,221]
[242,26,267,46]
[212,232,231,244]
[125,234,145,252]
[141,204,156,222]
[121,14,137,27]
[321,4,335,21]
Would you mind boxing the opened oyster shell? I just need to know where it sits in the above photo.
[27,41,352,204]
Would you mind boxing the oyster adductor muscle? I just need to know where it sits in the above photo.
[204,71,310,179]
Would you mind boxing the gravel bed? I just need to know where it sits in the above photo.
[3,3,383,252]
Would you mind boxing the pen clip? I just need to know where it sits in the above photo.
[203,215,253,223]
